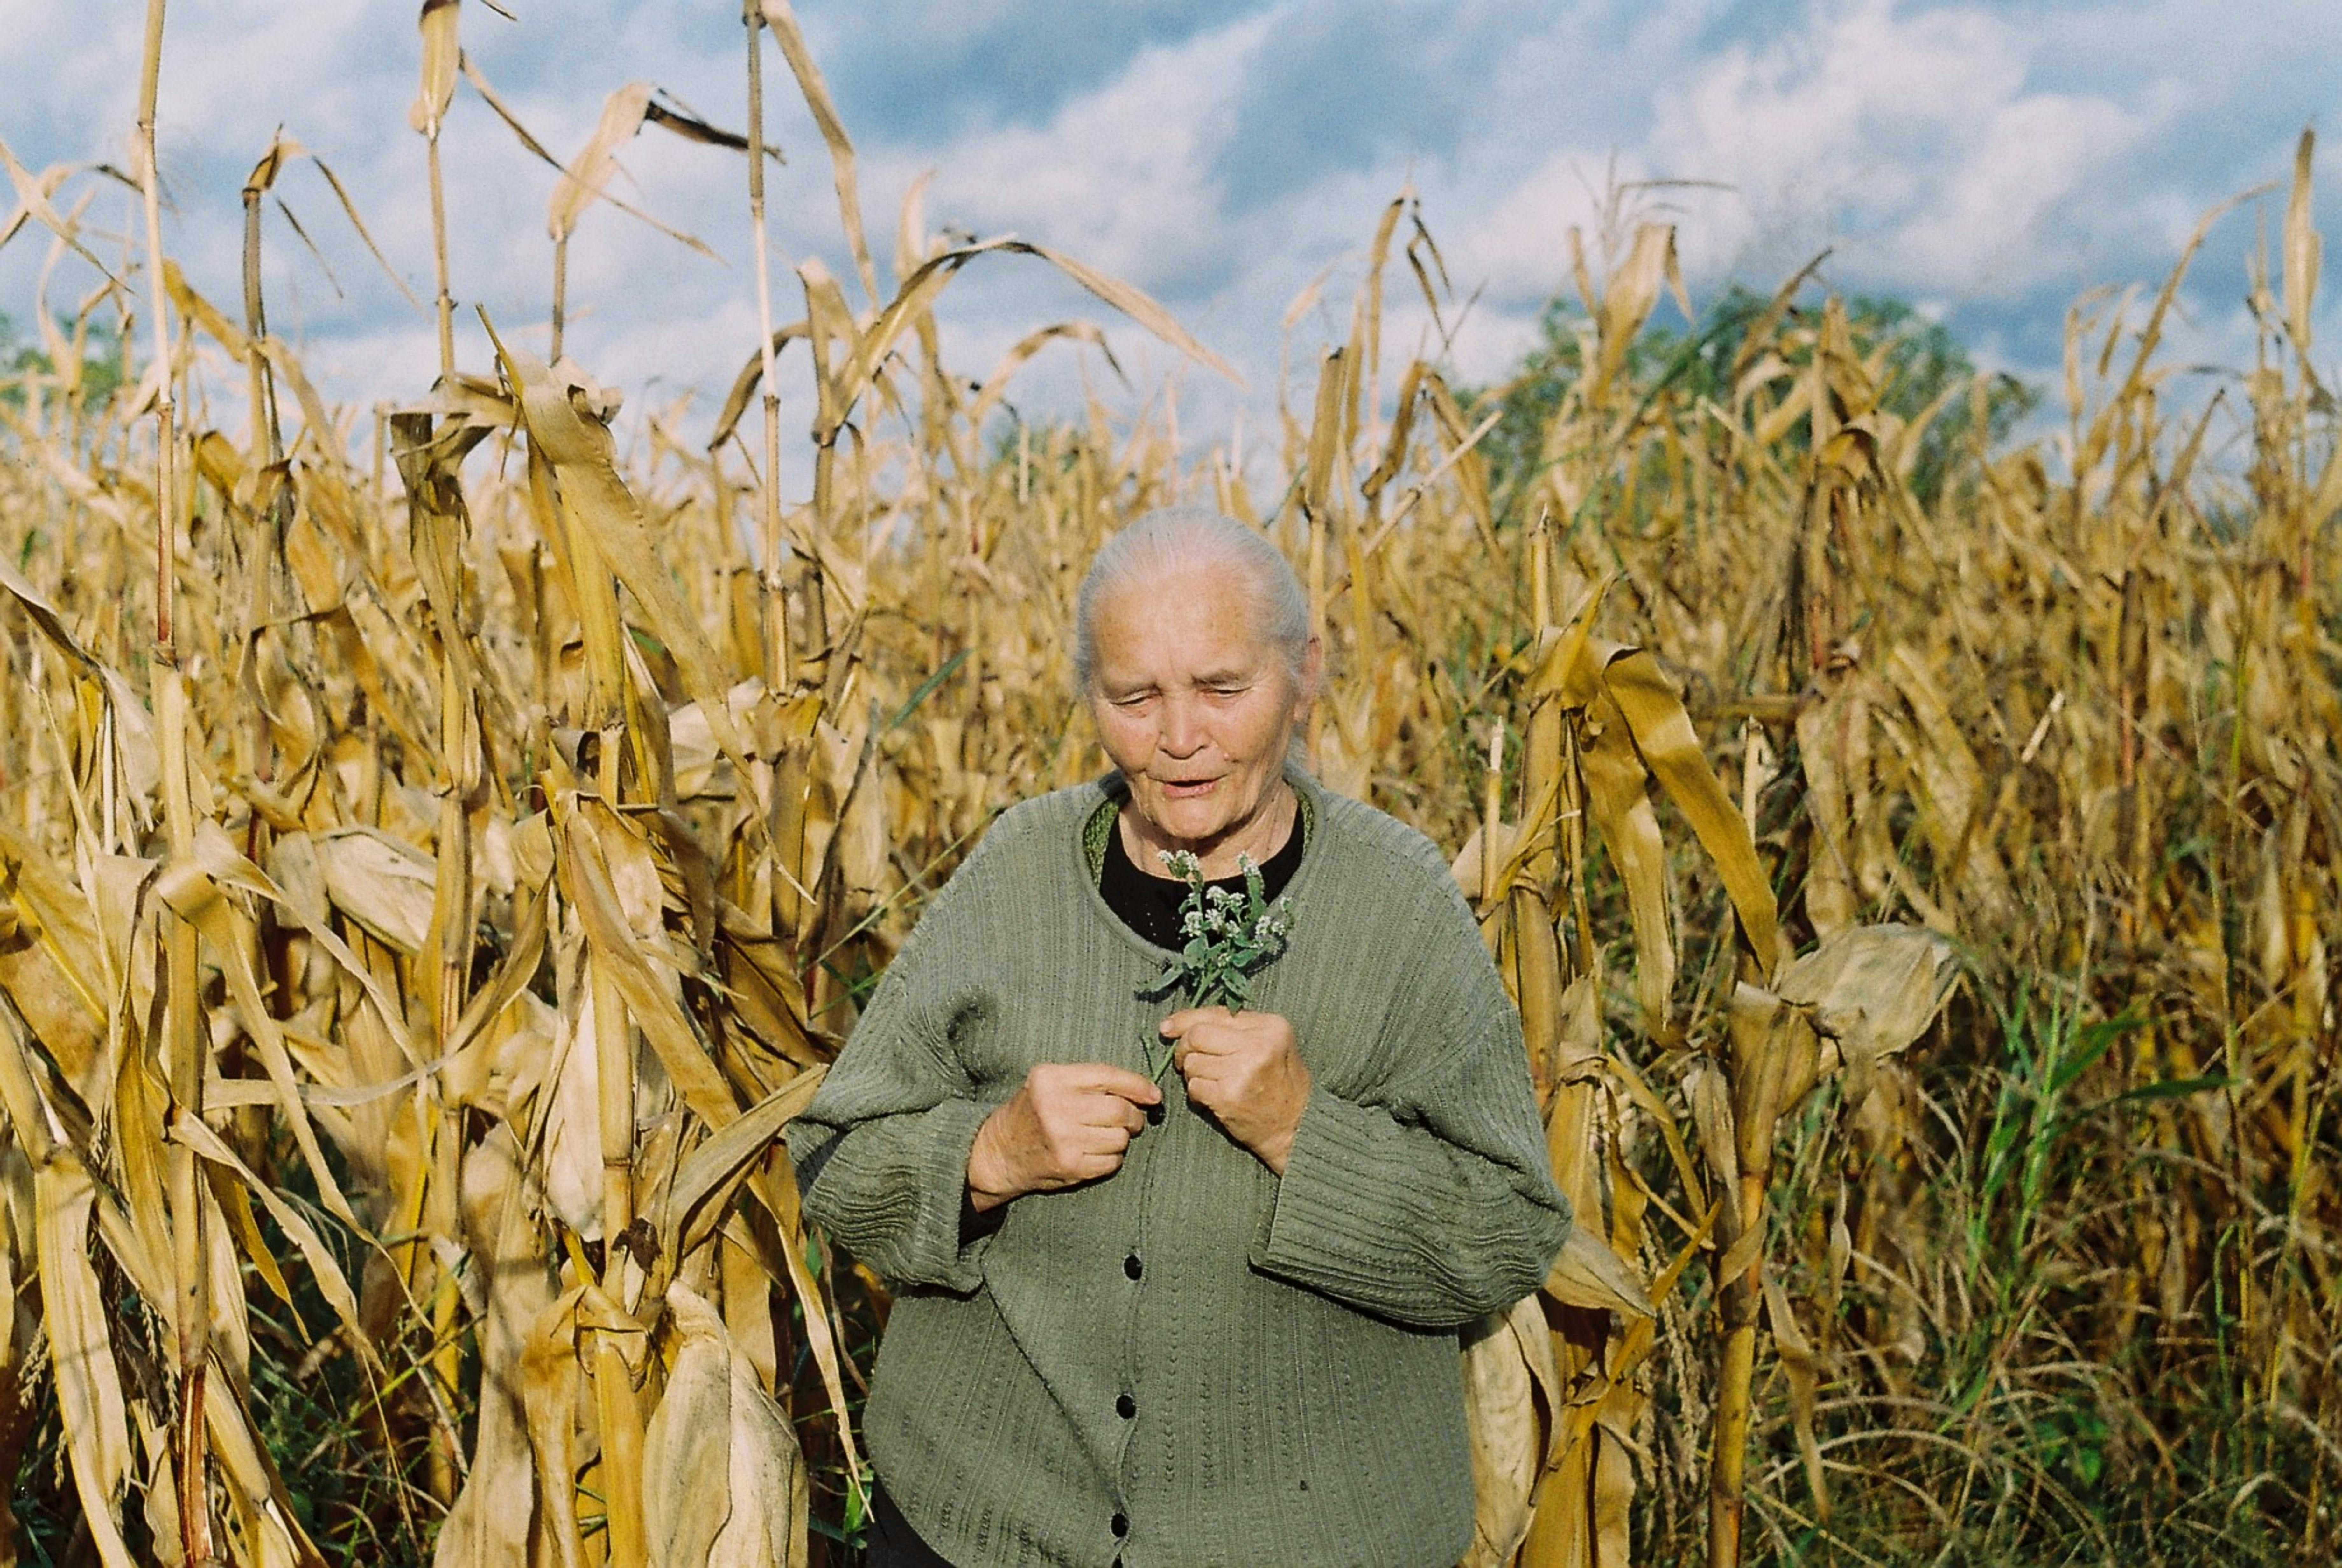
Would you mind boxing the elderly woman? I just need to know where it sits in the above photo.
[788,507,1568,1568]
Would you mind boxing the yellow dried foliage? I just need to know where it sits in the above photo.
[0,18,2334,1568]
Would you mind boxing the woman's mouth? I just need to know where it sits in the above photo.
[1160,777,1219,799]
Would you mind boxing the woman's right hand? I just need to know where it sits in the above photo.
[967,1064,1163,1211]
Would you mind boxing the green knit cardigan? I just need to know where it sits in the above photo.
[788,770,1570,1567]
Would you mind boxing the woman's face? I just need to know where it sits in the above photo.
[1088,565,1313,867]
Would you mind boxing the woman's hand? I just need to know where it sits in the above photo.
[967,1063,1163,1212]
[1162,1007,1313,1174]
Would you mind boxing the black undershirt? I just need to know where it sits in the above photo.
[1097,808,1305,948]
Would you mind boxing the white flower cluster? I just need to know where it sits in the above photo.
[1140,847,1301,1073]
[1180,886,1244,939]
[1162,853,1295,941]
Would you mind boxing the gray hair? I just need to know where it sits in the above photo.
[1073,506,1313,698]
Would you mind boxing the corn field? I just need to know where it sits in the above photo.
[0,5,2335,1566]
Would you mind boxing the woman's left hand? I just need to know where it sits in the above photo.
[1161,1007,1312,1174]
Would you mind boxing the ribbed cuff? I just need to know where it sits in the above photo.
[1253,1083,1407,1292]
[905,1096,1000,1292]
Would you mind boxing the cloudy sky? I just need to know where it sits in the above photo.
[2,0,2334,479]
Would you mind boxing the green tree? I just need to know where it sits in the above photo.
[0,310,129,412]
[1469,283,2036,514]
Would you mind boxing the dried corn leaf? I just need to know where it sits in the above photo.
[34,1158,136,1568]
[496,337,760,795]
[433,1126,551,1568]
[1762,1265,1829,1520]
[1601,648,1780,975]
[550,83,657,241]
[647,1285,808,1566]
[658,1066,825,1263]
[557,803,739,1126]
[757,0,876,306]
[172,1117,375,1371]
[2283,130,2319,356]
[1774,922,1960,1104]
[1545,1224,1655,1318]
[536,82,720,264]
[155,857,359,1225]
[411,0,460,135]
[314,826,437,955]
[1460,1292,1559,1568]
[519,1289,591,1568]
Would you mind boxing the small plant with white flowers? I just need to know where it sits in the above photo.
[1139,849,1296,1079]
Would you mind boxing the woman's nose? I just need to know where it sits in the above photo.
[1158,694,1204,755]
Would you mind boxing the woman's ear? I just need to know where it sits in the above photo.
[1293,636,1330,721]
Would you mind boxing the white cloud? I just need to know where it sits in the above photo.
[1641,0,2144,301]
[3,0,2332,451]
[1452,150,1651,309]
[1886,90,2142,298]
[910,15,1271,293]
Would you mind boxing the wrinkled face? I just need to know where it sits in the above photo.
[1088,565,1313,868]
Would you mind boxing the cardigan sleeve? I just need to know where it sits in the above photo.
[786,844,1003,1293]
[1250,880,1571,1330]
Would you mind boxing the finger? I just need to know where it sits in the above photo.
[1040,1067,1157,1104]
[1177,1057,1225,1101]
[1057,1063,1164,1105]
[1072,1094,1148,1133]
[1157,1006,1232,1039]
[1072,1140,1128,1177]
[1045,1123,1124,1173]
[1173,1040,1234,1086]
[1076,1119,1132,1156]
[1171,1026,1237,1065]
